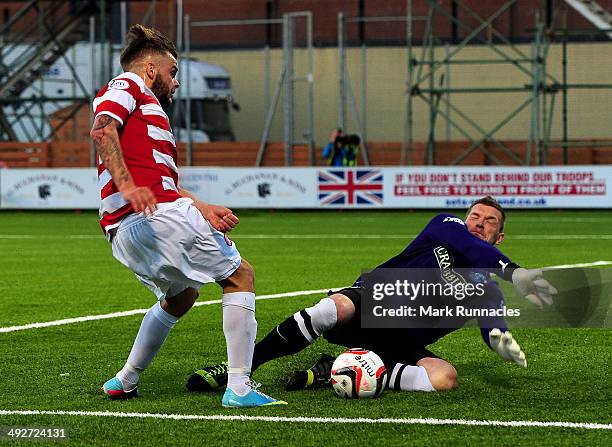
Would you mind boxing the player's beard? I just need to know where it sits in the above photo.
[152,73,173,109]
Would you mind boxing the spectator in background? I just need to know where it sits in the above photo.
[343,134,360,167]
[322,128,345,166]
[322,130,361,167]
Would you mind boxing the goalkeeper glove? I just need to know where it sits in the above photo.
[488,328,527,368]
[511,268,557,310]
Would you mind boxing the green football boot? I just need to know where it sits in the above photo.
[186,361,228,392]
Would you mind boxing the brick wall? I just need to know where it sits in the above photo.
[123,0,612,48]
[3,1,609,47]
[1,140,609,168]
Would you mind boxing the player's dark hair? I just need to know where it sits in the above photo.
[120,24,178,70]
[466,196,506,231]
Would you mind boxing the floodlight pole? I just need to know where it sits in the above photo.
[282,13,294,166]
[562,33,568,165]
[89,15,96,167]
[185,14,192,166]
[401,0,414,165]
[528,20,543,166]
[337,12,346,131]
[306,11,315,165]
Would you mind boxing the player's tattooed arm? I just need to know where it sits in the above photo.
[90,114,157,214]
[90,115,133,189]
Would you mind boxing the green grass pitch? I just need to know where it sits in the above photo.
[0,209,610,446]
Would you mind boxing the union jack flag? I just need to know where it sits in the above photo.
[318,169,384,206]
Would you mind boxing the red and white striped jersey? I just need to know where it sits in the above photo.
[92,72,181,235]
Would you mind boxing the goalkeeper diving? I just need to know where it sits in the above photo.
[188,196,557,393]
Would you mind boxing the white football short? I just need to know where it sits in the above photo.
[111,198,241,300]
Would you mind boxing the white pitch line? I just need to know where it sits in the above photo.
[239,235,612,240]
[0,234,413,241]
[0,260,609,334]
[511,217,612,223]
[513,235,612,240]
[240,234,421,240]
[0,288,343,334]
[544,261,612,270]
[244,234,612,240]
[0,409,609,430]
[0,235,37,239]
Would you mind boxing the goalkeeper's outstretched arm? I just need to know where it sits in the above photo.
[426,215,558,308]
[477,284,527,368]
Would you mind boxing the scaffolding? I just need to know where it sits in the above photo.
[412,0,547,165]
[0,1,97,142]
[184,12,315,166]
[552,24,612,163]
[338,0,612,166]
[0,0,159,151]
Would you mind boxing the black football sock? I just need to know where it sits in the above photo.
[251,312,314,371]
[252,298,338,372]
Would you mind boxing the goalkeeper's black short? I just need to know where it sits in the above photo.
[323,287,441,366]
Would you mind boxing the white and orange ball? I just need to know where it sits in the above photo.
[331,348,387,399]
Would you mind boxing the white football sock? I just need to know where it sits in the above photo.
[298,297,338,338]
[387,363,435,392]
[222,292,257,396]
[116,301,178,390]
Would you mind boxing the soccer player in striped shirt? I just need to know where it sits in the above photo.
[188,196,557,394]
[91,24,285,408]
